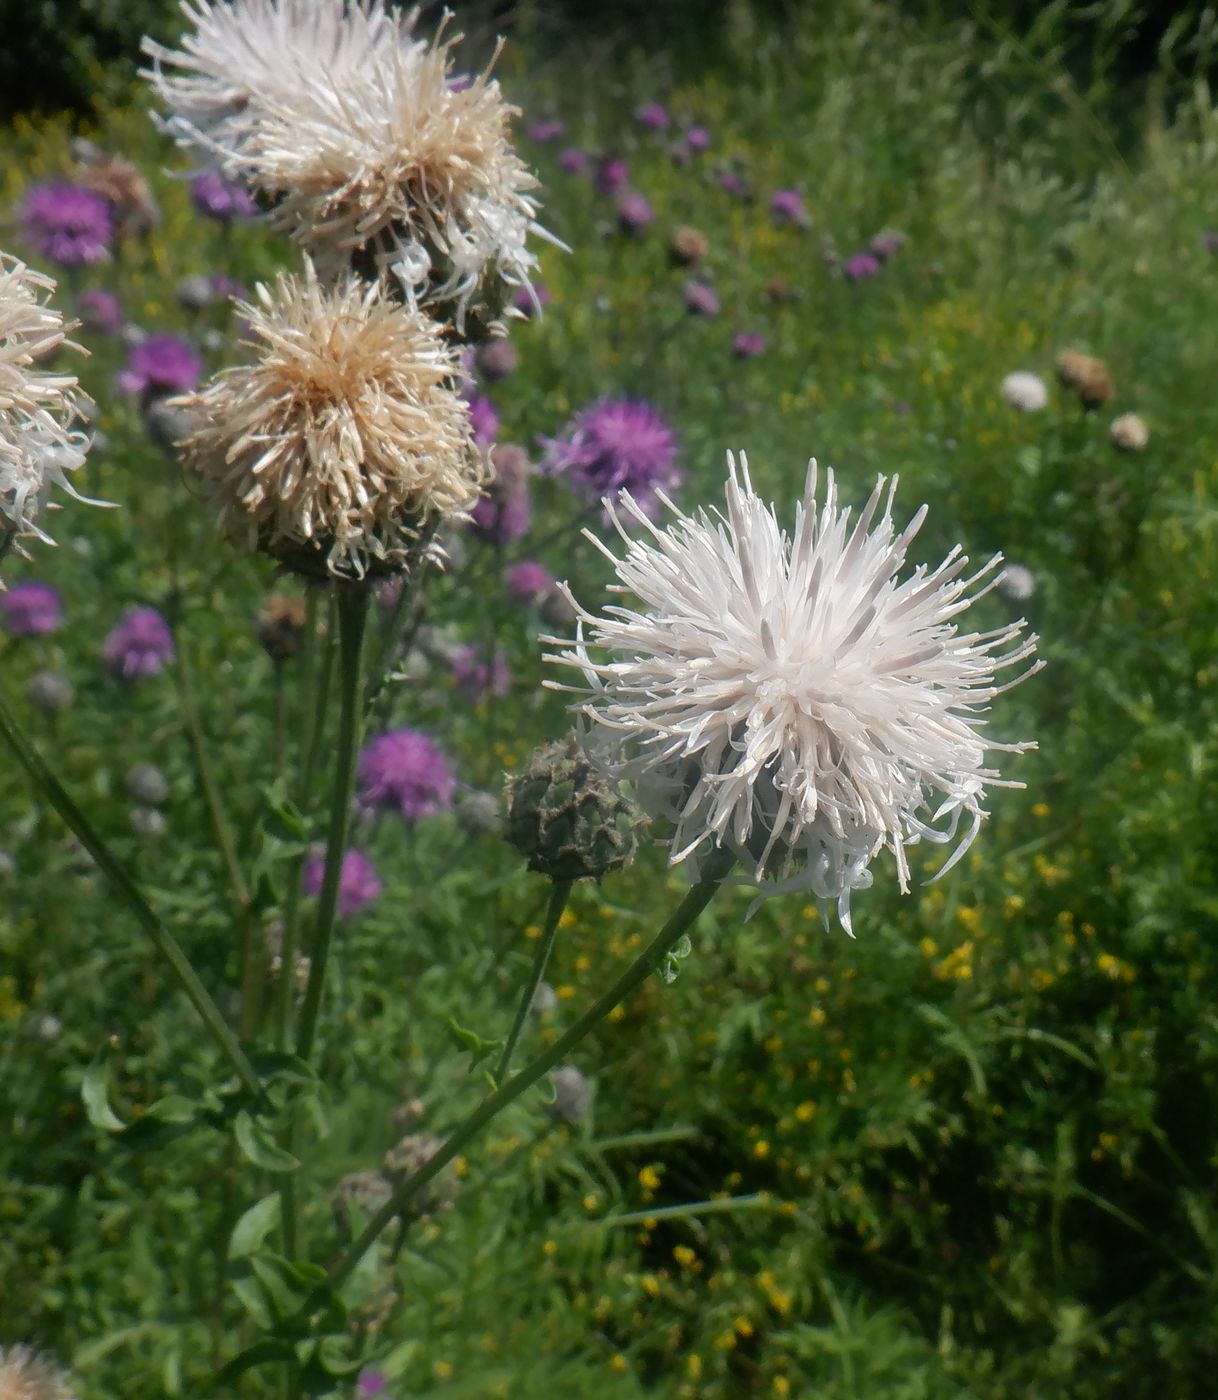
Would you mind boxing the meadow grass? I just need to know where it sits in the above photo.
[3,3,1218,1395]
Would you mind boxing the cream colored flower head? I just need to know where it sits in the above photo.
[144,1,554,328]
[0,1344,77,1400]
[173,264,486,579]
[0,253,95,562]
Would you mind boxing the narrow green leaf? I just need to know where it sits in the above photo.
[82,1054,126,1133]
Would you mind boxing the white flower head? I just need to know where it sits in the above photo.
[545,455,1042,931]
[1001,371,1048,413]
[0,253,97,561]
[144,1,557,327]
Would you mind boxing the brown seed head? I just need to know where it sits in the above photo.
[1055,350,1113,408]
[668,225,709,267]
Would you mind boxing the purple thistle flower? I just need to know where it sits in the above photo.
[22,182,114,267]
[358,729,456,822]
[467,394,499,447]
[209,273,249,301]
[719,170,749,198]
[476,338,519,381]
[358,1375,389,1399]
[506,560,556,605]
[869,229,906,261]
[1,581,62,636]
[512,282,551,317]
[103,608,175,681]
[542,397,680,519]
[119,334,202,398]
[189,170,257,221]
[615,191,654,236]
[771,189,809,227]
[527,118,566,142]
[559,147,588,175]
[843,251,881,281]
[685,126,711,153]
[470,443,531,545]
[595,157,630,197]
[636,102,670,132]
[77,289,123,336]
[302,848,382,919]
[683,280,720,317]
[451,644,511,700]
[732,331,766,359]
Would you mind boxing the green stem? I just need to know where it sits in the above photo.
[0,688,266,1107]
[493,880,571,1084]
[300,590,337,806]
[313,850,733,1302]
[294,587,369,1064]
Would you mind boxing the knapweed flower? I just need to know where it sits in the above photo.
[669,226,709,267]
[0,253,93,554]
[0,1344,76,1400]
[21,183,114,267]
[1,580,62,635]
[595,157,629,197]
[119,333,202,400]
[1109,412,1149,452]
[1001,371,1048,413]
[527,117,566,142]
[685,126,711,153]
[103,607,175,680]
[636,102,670,131]
[470,442,530,544]
[770,189,808,227]
[542,397,679,520]
[358,727,456,820]
[683,280,720,317]
[451,643,511,699]
[732,331,766,358]
[303,847,382,918]
[467,393,499,447]
[76,289,123,336]
[545,454,1041,929]
[1055,349,1113,408]
[559,147,588,175]
[843,251,881,281]
[506,559,555,604]
[145,2,552,328]
[476,337,518,381]
[615,191,654,236]
[172,265,484,579]
[869,229,905,260]
[190,169,258,221]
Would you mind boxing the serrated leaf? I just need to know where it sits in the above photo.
[229,1194,282,1259]
[234,1111,299,1173]
[82,1054,126,1132]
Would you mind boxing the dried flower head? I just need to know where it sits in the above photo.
[1109,412,1149,452]
[145,2,553,327]
[546,454,1041,929]
[668,225,709,267]
[173,265,484,579]
[1001,371,1048,413]
[0,1345,76,1400]
[1055,349,1113,408]
[257,592,309,659]
[0,253,94,559]
[77,152,161,240]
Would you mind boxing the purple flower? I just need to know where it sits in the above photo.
[22,182,114,267]
[103,608,175,681]
[771,189,808,227]
[467,394,499,447]
[451,644,511,700]
[595,157,630,197]
[636,103,670,132]
[209,273,248,301]
[1203,231,1218,254]
[542,397,680,519]
[685,126,711,153]
[869,229,905,261]
[77,289,123,336]
[358,1375,389,1399]
[615,191,654,236]
[506,560,556,605]
[527,118,566,142]
[476,338,519,381]
[358,729,456,822]
[559,147,588,175]
[470,443,531,545]
[189,170,257,221]
[1,581,62,636]
[683,280,720,317]
[843,251,881,281]
[302,848,382,919]
[719,170,749,198]
[119,334,202,398]
[732,331,766,359]
[512,282,551,318]
[447,73,473,93]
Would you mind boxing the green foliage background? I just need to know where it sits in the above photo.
[3,1,1218,1396]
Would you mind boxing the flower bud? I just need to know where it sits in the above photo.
[26,672,75,713]
[506,736,646,882]
[257,594,309,661]
[331,1170,393,1234]
[456,790,503,836]
[130,806,168,840]
[1109,413,1149,452]
[549,1065,590,1124]
[126,762,170,805]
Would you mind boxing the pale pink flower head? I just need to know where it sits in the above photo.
[22,182,114,266]
[1,580,62,636]
[103,607,175,681]
[541,397,679,520]
[506,559,555,605]
[303,848,382,918]
[119,334,202,398]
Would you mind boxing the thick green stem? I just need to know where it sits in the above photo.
[294,587,369,1064]
[313,851,733,1302]
[0,688,266,1107]
[493,880,571,1084]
